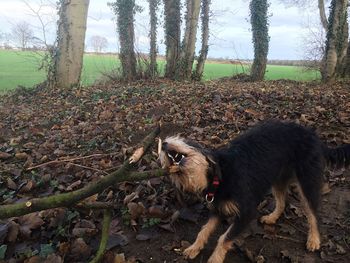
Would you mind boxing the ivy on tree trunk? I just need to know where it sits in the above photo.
[109,0,138,81]
[323,0,348,83]
[250,0,269,82]
[148,0,159,78]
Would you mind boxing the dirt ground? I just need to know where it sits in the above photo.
[0,79,349,263]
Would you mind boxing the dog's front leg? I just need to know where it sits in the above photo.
[208,213,250,263]
[207,224,234,263]
[183,216,219,259]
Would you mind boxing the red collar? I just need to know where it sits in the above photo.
[205,175,220,203]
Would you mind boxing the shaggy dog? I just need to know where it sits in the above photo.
[158,120,350,263]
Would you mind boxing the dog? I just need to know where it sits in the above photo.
[158,120,350,263]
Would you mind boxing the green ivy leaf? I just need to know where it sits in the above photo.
[39,243,55,258]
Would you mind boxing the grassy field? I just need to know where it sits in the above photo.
[0,50,320,93]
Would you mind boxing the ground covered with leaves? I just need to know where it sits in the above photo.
[0,79,349,263]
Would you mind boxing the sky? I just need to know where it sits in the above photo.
[0,0,325,60]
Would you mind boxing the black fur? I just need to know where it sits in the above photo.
[206,120,350,240]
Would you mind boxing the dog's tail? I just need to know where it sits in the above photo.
[323,144,350,169]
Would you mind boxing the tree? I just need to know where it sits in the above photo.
[193,0,211,81]
[250,0,270,81]
[148,0,160,78]
[109,0,138,80]
[163,0,181,79]
[90,35,108,53]
[280,0,329,31]
[53,0,90,88]
[318,0,328,31]
[322,0,348,83]
[176,0,201,80]
[11,21,34,50]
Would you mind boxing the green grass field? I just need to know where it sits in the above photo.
[0,50,320,93]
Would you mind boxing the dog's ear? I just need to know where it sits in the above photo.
[206,154,222,181]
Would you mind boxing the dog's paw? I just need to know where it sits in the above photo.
[306,235,320,252]
[183,244,201,259]
[260,214,277,225]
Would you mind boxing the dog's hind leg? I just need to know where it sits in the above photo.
[296,162,322,252]
[183,216,219,259]
[260,185,287,225]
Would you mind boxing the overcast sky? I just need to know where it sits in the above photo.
[0,0,325,60]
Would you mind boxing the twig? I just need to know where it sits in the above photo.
[89,209,112,263]
[75,202,117,210]
[27,153,119,171]
[0,124,160,219]
[285,219,307,235]
[275,234,303,244]
[66,162,109,175]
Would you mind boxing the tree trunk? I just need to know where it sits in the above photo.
[323,0,348,83]
[193,0,210,81]
[176,0,201,80]
[318,0,328,31]
[54,0,90,88]
[109,0,137,80]
[335,8,348,77]
[149,0,159,78]
[342,41,350,77]
[250,0,270,81]
[163,0,181,79]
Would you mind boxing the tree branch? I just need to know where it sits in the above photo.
[89,209,112,263]
[318,0,328,31]
[0,124,160,219]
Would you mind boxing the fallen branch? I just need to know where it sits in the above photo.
[26,152,120,171]
[0,124,160,219]
[75,202,117,210]
[89,209,112,263]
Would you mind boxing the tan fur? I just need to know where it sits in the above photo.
[218,200,240,217]
[297,184,321,251]
[159,136,209,193]
[183,217,219,259]
[260,186,286,224]
[207,225,234,263]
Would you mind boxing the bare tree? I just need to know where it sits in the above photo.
[22,0,57,48]
[280,0,329,31]
[193,0,211,80]
[176,0,201,80]
[53,0,90,88]
[163,0,181,79]
[148,0,159,78]
[90,35,108,53]
[11,21,34,50]
[300,21,326,70]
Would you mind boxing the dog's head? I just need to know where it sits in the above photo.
[158,136,212,194]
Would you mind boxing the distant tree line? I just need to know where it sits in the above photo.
[9,0,349,88]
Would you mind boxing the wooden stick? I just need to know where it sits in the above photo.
[89,209,112,263]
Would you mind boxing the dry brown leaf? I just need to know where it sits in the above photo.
[18,213,45,237]
[7,177,17,190]
[70,238,92,260]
